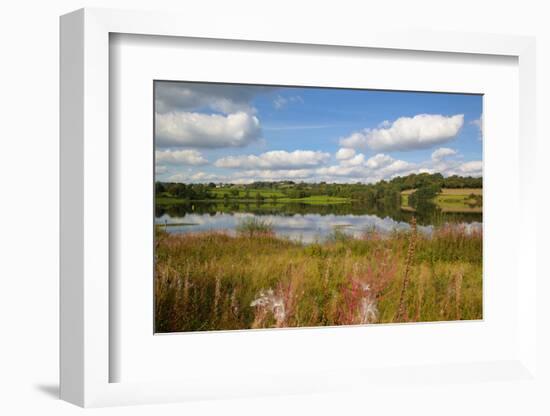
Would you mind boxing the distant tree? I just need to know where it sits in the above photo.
[155,182,165,194]
[408,184,441,208]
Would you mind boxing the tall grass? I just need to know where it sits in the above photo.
[236,217,274,237]
[155,224,482,332]
[396,217,418,321]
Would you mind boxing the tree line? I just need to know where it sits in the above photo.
[156,172,482,205]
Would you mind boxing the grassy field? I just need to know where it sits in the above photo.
[159,187,482,211]
[401,188,482,213]
[156,193,351,206]
[156,196,194,205]
[155,221,482,332]
[211,187,287,199]
[439,188,482,195]
[277,195,350,204]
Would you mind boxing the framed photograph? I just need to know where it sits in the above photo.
[60,8,538,408]
[152,80,483,334]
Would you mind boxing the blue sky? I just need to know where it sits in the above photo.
[155,82,482,184]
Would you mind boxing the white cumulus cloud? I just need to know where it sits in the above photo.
[379,159,416,177]
[155,111,261,148]
[155,82,273,114]
[155,165,169,175]
[335,148,356,160]
[340,114,464,151]
[316,153,416,182]
[366,153,394,169]
[233,169,314,182]
[427,159,482,178]
[340,153,366,167]
[155,149,208,165]
[190,172,219,181]
[315,165,359,178]
[471,113,483,140]
[457,160,483,175]
[214,150,330,170]
[339,131,370,150]
[166,171,222,183]
[431,147,458,161]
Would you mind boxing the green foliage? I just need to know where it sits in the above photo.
[154,173,481,205]
[155,181,165,194]
[408,183,442,208]
[160,182,213,200]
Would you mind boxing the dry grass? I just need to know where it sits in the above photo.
[440,188,482,195]
[155,224,482,332]
[401,188,482,195]
[396,217,418,321]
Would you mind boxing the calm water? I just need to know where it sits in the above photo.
[156,201,482,243]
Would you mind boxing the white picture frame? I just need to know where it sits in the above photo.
[60,7,538,408]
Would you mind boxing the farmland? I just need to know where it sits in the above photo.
[157,185,353,205]
[401,188,482,213]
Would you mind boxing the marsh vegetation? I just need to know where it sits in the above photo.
[155,221,482,332]
[155,173,483,332]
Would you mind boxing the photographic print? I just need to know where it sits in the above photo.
[154,81,482,333]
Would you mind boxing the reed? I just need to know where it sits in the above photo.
[395,216,418,322]
[236,217,274,237]
[155,222,482,332]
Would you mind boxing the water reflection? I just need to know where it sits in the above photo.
[155,201,482,243]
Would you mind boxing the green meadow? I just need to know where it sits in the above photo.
[401,188,482,213]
